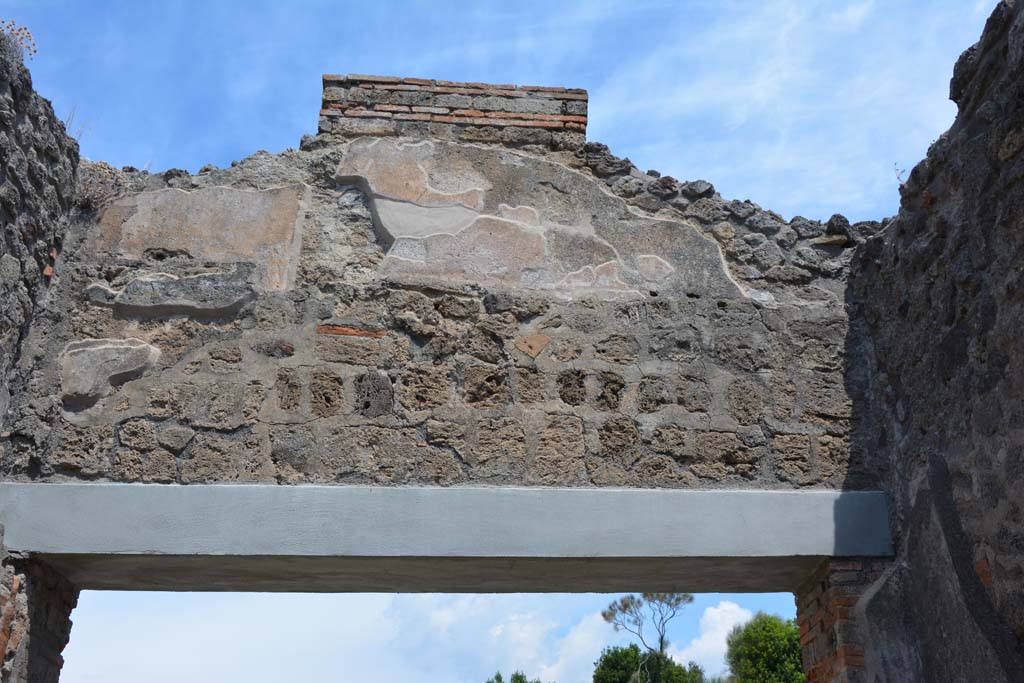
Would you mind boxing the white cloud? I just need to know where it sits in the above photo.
[61,592,630,683]
[829,1,876,31]
[586,0,985,220]
[668,601,752,678]
[538,613,617,683]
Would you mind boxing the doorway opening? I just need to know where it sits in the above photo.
[61,591,800,682]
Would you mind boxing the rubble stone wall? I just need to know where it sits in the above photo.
[0,72,878,489]
[4,4,1024,682]
[0,33,78,428]
[850,2,1024,680]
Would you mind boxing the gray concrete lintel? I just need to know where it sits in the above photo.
[0,483,892,593]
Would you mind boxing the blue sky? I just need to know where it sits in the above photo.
[1,1,993,681]
[63,591,793,682]
[5,0,992,220]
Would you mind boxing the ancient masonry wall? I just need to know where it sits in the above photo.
[1,545,78,683]
[318,74,587,149]
[0,96,880,491]
[0,34,79,426]
[849,2,1024,681]
[0,33,81,683]
[2,4,1023,681]
[795,559,884,683]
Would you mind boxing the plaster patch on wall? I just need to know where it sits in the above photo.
[94,185,307,291]
[59,338,161,410]
[337,137,741,299]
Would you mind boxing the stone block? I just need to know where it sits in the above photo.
[59,338,161,410]
[398,364,452,411]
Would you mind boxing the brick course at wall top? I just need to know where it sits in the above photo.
[319,74,588,137]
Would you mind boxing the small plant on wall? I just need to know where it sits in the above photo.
[2,19,38,59]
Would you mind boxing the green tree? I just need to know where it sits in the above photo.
[601,593,695,683]
[725,612,804,683]
[593,644,707,683]
[486,671,544,683]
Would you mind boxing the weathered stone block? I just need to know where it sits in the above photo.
[425,419,467,457]
[692,431,761,479]
[275,368,302,411]
[531,415,585,484]
[727,377,765,424]
[156,424,194,454]
[595,334,641,364]
[59,338,161,410]
[463,366,510,407]
[51,424,113,476]
[773,433,812,485]
[594,372,625,411]
[353,371,394,417]
[557,369,587,406]
[471,417,526,480]
[269,427,318,482]
[399,364,452,411]
[314,333,383,365]
[117,419,156,451]
[599,415,642,455]
[186,381,252,431]
[310,370,346,417]
[648,425,695,464]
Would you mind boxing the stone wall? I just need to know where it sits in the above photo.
[796,559,885,683]
[850,1,1024,680]
[0,33,79,428]
[4,4,1024,682]
[318,74,587,150]
[0,77,877,489]
[0,545,78,683]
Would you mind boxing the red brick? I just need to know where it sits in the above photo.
[429,86,487,96]
[347,74,402,83]
[375,104,411,112]
[435,79,515,90]
[829,560,866,572]
[364,83,422,91]
[449,110,587,124]
[975,557,993,586]
[429,114,564,129]
[519,85,568,92]
[344,108,392,119]
[394,113,432,121]
[316,324,387,339]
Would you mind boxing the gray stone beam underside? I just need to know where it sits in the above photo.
[0,484,893,593]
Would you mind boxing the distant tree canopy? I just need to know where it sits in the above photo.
[601,593,694,659]
[725,613,804,683]
[600,593,695,683]
[486,671,544,683]
[592,644,708,683]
